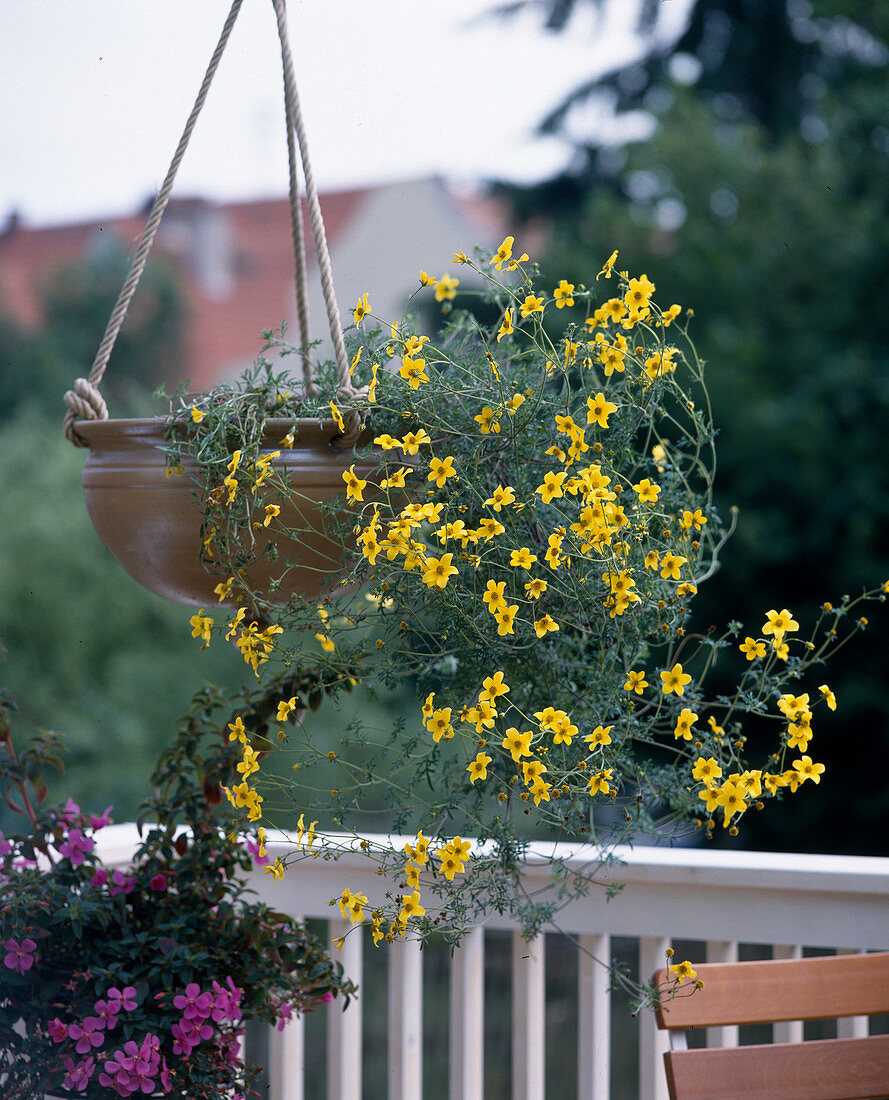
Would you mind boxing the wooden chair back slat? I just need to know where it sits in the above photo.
[654,952,889,1029]
[664,1033,889,1100]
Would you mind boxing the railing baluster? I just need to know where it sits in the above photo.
[771,944,803,1043]
[704,940,738,1048]
[450,926,485,1100]
[388,937,423,1099]
[512,931,545,1100]
[836,947,869,1038]
[267,1014,305,1100]
[327,919,363,1100]
[639,936,671,1100]
[578,932,610,1100]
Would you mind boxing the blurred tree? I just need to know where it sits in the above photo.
[0,242,186,424]
[493,0,889,853]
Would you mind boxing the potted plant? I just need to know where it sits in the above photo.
[0,680,354,1099]
[176,240,885,945]
[63,0,380,614]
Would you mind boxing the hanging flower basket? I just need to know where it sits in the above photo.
[78,417,374,609]
[63,0,370,611]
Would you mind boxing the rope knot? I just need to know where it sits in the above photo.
[63,378,109,446]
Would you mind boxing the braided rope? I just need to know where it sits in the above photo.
[272,0,368,446]
[63,0,245,446]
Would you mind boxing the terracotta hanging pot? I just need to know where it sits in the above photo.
[78,416,374,609]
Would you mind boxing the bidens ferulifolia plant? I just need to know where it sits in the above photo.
[0,683,353,1099]
[173,241,885,944]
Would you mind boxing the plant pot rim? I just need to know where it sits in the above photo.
[75,415,356,449]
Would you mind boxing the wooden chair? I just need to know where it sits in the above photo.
[652,951,889,1100]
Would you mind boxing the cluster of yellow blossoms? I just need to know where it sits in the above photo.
[335,831,472,942]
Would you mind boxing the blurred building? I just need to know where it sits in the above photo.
[0,178,511,390]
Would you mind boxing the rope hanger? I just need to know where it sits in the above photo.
[63,0,363,447]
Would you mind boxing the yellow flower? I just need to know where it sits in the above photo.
[399,356,429,389]
[494,604,519,635]
[533,614,559,638]
[330,401,345,433]
[524,577,547,599]
[263,504,281,527]
[584,725,613,749]
[474,406,501,435]
[479,671,510,703]
[535,470,567,504]
[491,236,514,271]
[467,752,493,784]
[190,406,205,423]
[596,249,619,280]
[673,708,698,741]
[189,611,213,648]
[419,271,437,286]
[452,250,469,264]
[633,478,661,505]
[660,663,692,696]
[818,684,837,711]
[264,858,286,882]
[422,553,459,589]
[353,293,371,324]
[553,279,575,308]
[660,552,687,580]
[315,633,335,653]
[739,637,766,661]
[427,456,456,488]
[587,393,618,428]
[435,274,460,301]
[762,608,799,642]
[519,294,544,318]
[792,755,825,784]
[510,547,537,570]
[342,465,367,502]
[486,485,516,512]
[400,429,432,455]
[624,670,648,694]
[497,308,514,343]
[669,960,697,984]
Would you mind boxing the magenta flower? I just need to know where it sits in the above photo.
[149,873,167,892]
[57,827,95,867]
[107,985,138,1012]
[174,981,213,1020]
[90,805,114,830]
[109,868,137,896]
[91,867,110,887]
[3,937,36,973]
[58,797,81,823]
[0,829,12,856]
[62,1054,96,1090]
[94,996,121,1030]
[68,1015,106,1054]
[48,1016,69,1043]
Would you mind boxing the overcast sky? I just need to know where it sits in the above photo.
[1,0,689,227]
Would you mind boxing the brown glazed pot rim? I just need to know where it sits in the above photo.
[75,416,358,451]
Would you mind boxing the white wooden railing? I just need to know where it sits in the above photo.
[95,826,889,1099]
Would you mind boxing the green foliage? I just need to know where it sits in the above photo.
[0,685,354,1098]
[0,407,249,825]
[496,0,889,854]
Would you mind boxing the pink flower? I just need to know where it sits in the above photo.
[109,869,136,896]
[3,937,36,973]
[68,1015,106,1054]
[90,805,114,830]
[91,867,110,887]
[149,873,167,892]
[58,797,81,823]
[48,1016,69,1043]
[94,996,121,1030]
[57,827,95,867]
[107,986,138,1012]
[62,1054,96,1090]
[0,830,12,856]
[174,981,213,1020]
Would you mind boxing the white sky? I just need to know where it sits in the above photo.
[0,0,690,228]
